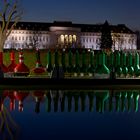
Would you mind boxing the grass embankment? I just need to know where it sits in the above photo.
[3,50,48,69]
[3,49,91,70]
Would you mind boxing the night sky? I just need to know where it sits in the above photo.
[21,0,140,30]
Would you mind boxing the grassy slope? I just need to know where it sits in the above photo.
[3,50,91,69]
[3,50,48,69]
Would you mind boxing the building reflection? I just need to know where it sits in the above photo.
[0,89,139,113]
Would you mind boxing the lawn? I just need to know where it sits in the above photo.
[3,50,48,69]
[3,49,92,70]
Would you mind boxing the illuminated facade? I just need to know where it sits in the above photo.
[3,21,137,50]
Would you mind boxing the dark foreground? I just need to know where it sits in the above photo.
[0,78,140,90]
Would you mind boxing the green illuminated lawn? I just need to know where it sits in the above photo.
[3,49,91,69]
[3,50,48,69]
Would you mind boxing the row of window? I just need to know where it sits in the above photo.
[81,33,135,38]
[11,30,48,34]
[113,38,136,44]
[81,33,101,36]
[83,45,137,50]
[4,43,48,49]
[7,35,50,42]
[81,37,136,44]
[81,38,101,43]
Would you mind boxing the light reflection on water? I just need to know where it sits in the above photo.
[0,89,140,140]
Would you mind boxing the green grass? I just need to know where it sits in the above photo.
[3,50,91,69]
[3,50,48,69]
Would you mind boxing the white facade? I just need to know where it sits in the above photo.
[80,33,101,50]
[80,32,137,50]
[3,21,137,50]
[4,30,50,50]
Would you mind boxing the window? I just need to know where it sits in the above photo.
[60,35,64,44]
[22,36,24,41]
[43,36,45,41]
[69,35,72,43]
[73,35,76,42]
[83,38,85,43]
[29,36,32,41]
[64,35,68,44]
[46,37,48,42]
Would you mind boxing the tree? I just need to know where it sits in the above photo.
[25,31,42,50]
[100,20,113,51]
[0,0,22,52]
[112,33,125,51]
[135,30,140,50]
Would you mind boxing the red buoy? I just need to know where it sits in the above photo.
[14,51,30,76]
[4,90,16,111]
[33,49,46,74]
[8,51,17,72]
[14,90,29,112]
[0,52,8,73]
[0,90,7,111]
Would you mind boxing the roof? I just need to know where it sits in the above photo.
[0,21,135,34]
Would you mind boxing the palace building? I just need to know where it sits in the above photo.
[4,21,137,50]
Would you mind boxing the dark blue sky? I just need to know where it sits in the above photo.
[21,0,140,30]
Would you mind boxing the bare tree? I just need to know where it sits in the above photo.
[0,0,22,52]
[24,31,47,50]
[112,33,125,50]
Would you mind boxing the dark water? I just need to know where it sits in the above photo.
[0,89,140,140]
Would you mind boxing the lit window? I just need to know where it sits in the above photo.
[64,35,68,44]
[69,35,72,43]
[73,35,76,42]
[60,35,64,44]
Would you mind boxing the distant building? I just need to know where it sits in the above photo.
[3,21,137,50]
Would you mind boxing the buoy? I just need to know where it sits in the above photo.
[33,90,45,113]
[14,51,29,76]
[14,90,29,112]
[0,52,8,77]
[5,90,16,111]
[33,49,46,74]
[7,51,17,77]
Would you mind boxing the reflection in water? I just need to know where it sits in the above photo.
[0,89,139,113]
[0,89,140,140]
[0,91,20,140]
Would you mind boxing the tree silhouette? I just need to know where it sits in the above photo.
[0,0,22,52]
[100,20,113,51]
